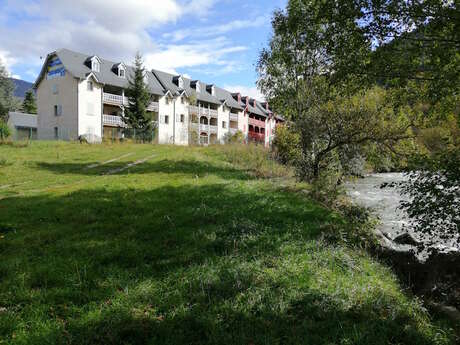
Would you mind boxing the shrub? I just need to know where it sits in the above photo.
[272,125,301,165]
[0,120,11,141]
[224,130,245,144]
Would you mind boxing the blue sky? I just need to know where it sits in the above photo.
[0,0,287,99]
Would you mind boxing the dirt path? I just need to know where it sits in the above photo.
[103,154,156,175]
[85,153,134,169]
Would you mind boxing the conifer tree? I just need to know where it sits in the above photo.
[22,90,37,114]
[124,52,152,138]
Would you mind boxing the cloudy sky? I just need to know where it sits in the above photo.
[0,0,287,99]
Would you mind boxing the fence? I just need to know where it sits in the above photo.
[103,127,158,143]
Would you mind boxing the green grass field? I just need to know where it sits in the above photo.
[0,142,454,344]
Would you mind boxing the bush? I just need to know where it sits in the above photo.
[224,130,245,144]
[272,125,301,165]
[0,120,11,140]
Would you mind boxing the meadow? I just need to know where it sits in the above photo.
[0,142,454,344]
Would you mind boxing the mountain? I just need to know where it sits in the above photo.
[9,78,34,99]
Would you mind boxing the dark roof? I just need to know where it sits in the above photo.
[38,49,165,95]
[152,70,222,105]
[213,86,243,110]
[35,48,272,113]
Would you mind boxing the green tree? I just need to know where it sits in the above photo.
[0,59,16,121]
[125,52,153,138]
[0,120,11,140]
[257,1,412,179]
[22,90,37,114]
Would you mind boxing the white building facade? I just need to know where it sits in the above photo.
[34,49,283,146]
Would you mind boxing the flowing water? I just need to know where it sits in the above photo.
[345,173,459,254]
[345,173,409,239]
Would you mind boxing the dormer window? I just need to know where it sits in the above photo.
[113,63,126,78]
[173,75,184,88]
[206,85,216,96]
[86,56,101,73]
[92,59,100,73]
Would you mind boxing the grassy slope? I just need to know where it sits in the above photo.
[0,142,453,345]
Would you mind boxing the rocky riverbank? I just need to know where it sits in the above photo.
[345,174,460,322]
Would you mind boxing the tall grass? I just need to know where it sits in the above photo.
[210,143,292,178]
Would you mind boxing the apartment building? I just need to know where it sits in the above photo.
[34,49,283,145]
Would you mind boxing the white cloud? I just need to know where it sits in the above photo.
[12,74,21,79]
[224,84,265,101]
[0,0,269,82]
[144,37,247,75]
[0,0,182,65]
[163,16,268,42]
[0,50,17,73]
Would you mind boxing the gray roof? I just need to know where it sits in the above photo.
[35,48,278,116]
[214,86,243,110]
[40,49,165,95]
[7,112,38,128]
[241,97,266,117]
[152,70,222,106]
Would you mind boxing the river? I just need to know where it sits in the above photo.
[345,173,459,254]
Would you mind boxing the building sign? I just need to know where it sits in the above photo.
[46,57,65,80]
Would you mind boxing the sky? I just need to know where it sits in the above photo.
[0,0,287,100]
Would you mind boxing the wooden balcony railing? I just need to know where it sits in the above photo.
[103,92,158,112]
[146,101,159,112]
[188,105,218,118]
[103,114,126,127]
[103,93,128,105]
[229,113,239,122]
[248,117,266,128]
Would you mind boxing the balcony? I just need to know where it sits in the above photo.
[103,92,159,112]
[209,125,218,134]
[146,101,159,112]
[249,117,266,128]
[103,92,128,106]
[188,105,218,118]
[229,127,238,134]
[248,131,265,142]
[229,113,238,122]
[199,124,209,132]
[103,114,126,127]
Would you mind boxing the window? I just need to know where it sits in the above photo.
[119,68,125,78]
[54,127,58,139]
[92,60,100,72]
[165,97,170,105]
[180,114,185,123]
[164,115,169,124]
[52,84,59,95]
[87,81,93,91]
[181,97,184,104]
[222,121,227,129]
[54,105,62,116]
[87,102,94,116]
